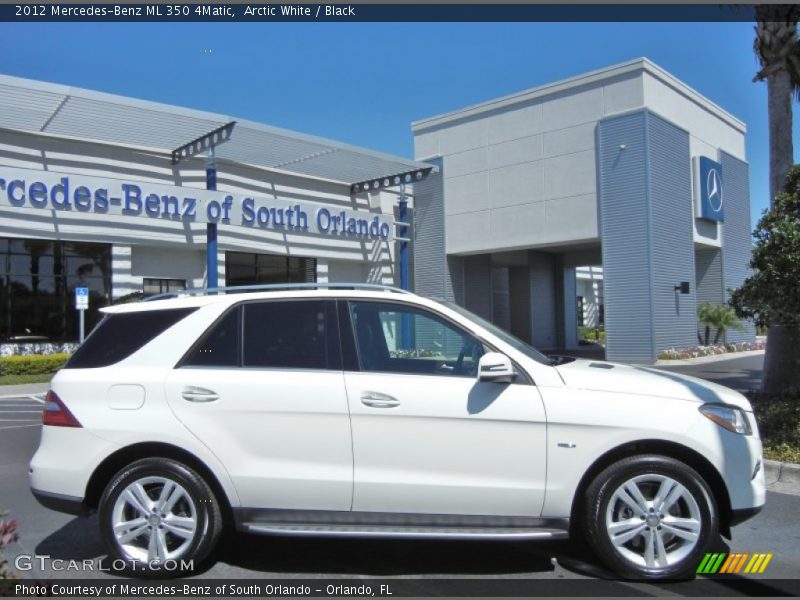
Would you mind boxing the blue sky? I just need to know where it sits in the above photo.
[1,21,798,226]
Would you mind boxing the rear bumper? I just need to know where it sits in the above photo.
[31,488,89,517]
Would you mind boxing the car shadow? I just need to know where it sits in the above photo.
[216,533,560,575]
[34,514,104,561]
[34,520,796,596]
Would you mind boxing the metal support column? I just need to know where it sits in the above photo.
[206,146,218,289]
[398,184,411,349]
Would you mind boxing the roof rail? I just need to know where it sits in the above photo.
[143,282,414,302]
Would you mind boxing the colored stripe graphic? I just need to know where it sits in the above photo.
[758,554,773,573]
[711,553,726,573]
[734,553,750,574]
[720,553,737,573]
[697,552,772,575]
[697,553,713,573]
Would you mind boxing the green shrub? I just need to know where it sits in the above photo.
[0,354,70,376]
[579,326,605,344]
[746,389,800,463]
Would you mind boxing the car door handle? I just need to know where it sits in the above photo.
[360,391,400,408]
[181,387,219,403]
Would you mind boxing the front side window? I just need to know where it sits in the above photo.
[242,300,338,370]
[349,301,484,377]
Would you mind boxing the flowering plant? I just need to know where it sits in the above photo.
[658,341,766,360]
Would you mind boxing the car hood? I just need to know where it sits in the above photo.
[554,359,752,411]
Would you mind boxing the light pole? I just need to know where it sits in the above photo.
[171,121,236,290]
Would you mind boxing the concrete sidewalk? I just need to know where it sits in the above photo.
[0,382,49,398]
[765,460,800,496]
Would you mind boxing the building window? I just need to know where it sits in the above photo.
[0,238,111,342]
[143,278,186,296]
[225,252,316,287]
[577,296,585,327]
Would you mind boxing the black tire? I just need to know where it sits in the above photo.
[98,457,223,578]
[584,455,718,580]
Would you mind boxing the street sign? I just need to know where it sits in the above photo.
[75,287,89,343]
[75,287,89,310]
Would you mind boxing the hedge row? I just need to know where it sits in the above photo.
[0,354,70,376]
[746,389,800,463]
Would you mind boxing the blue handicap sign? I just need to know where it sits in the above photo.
[75,287,89,309]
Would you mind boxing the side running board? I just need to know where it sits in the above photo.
[241,523,569,541]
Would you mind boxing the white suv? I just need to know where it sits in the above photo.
[30,284,765,580]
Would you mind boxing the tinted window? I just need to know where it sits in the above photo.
[0,237,111,342]
[65,308,196,368]
[349,301,484,377]
[182,307,240,367]
[243,300,337,370]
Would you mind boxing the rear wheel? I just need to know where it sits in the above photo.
[98,458,222,578]
[584,455,718,580]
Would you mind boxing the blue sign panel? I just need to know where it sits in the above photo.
[696,156,724,222]
[75,287,89,310]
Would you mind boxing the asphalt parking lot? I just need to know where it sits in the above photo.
[1,355,798,596]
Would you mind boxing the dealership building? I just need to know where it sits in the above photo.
[1,58,756,363]
[412,58,755,363]
[0,74,430,342]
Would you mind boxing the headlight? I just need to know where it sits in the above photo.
[699,403,752,435]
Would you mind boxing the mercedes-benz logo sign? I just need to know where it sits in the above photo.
[706,168,723,212]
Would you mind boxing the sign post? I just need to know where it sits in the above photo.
[75,287,89,343]
[171,122,236,291]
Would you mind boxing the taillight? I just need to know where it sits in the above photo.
[42,390,82,428]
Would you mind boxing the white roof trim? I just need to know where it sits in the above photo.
[412,57,745,134]
[0,73,432,184]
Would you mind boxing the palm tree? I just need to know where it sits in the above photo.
[697,303,745,346]
[753,6,800,200]
[753,6,800,393]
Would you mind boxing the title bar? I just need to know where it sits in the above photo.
[4,4,758,22]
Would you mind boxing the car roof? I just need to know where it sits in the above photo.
[101,288,429,314]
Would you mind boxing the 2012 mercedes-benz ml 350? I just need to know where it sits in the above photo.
[30,284,765,579]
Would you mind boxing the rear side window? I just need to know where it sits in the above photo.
[242,300,338,370]
[65,308,197,369]
[182,307,241,367]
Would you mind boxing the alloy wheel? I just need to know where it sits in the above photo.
[111,476,198,563]
[604,473,702,569]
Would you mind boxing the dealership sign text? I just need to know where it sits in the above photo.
[0,167,391,241]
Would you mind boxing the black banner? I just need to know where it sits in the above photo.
[2,578,800,597]
[2,4,758,23]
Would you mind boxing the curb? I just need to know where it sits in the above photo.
[654,349,765,366]
[764,459,800,490]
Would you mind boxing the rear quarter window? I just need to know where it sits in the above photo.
[65,308,197,369]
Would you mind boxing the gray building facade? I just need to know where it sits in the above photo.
[411,58,755,363]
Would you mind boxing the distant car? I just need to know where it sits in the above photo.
[30,284,765,579]
[3,335,51,343]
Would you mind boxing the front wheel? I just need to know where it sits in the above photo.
[98,457,223,578]
[584,455,718,580]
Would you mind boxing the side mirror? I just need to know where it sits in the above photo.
[477,352,516,383]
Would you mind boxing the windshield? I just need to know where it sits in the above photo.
[440,301,552,366]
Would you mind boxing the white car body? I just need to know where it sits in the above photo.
[30,286,766,578]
